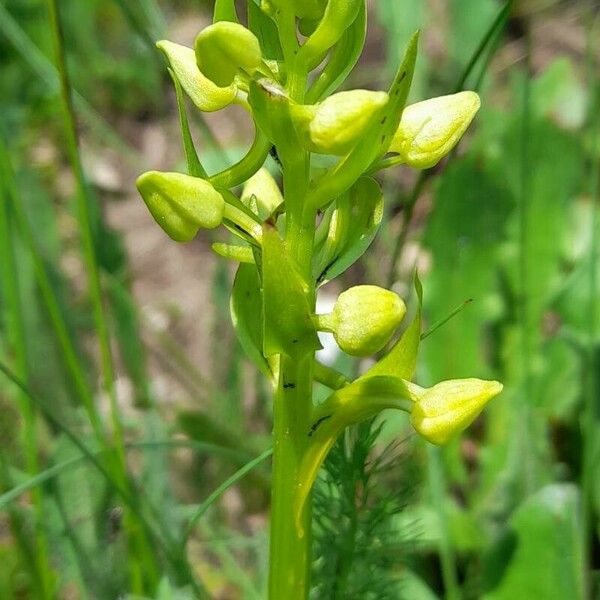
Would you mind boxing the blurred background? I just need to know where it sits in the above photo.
[0,0,599,598]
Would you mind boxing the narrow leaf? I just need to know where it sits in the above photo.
[168,68,206,178]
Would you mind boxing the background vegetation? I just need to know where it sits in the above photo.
[0,0,598,598]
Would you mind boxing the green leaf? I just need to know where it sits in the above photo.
[314,176,384,284]
[180,448,272,546]
[366,272,423,380]
[247,1,283,61]
[262,225,321,357]
[482,484,583,600]
[230,264,272,377]
[168,68,206,178]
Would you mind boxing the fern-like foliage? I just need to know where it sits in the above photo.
[311,419,418,599]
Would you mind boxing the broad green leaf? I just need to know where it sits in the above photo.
[366,272,423,380]
[230,264,271,377]
[482,484,583,600]
[314,176,384,284]
[168,68,206,178]
[400,571,440,600]
[262,225,321,357]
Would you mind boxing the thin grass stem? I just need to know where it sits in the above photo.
[0,181,53,596]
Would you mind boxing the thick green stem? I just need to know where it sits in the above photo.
[269,103,314,594]
[269,354,314,598]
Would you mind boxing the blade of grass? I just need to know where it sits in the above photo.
[181,448,273,548]
[0,182,53,595]
[44,0,124,469]
[0,134,104,440]
[453,0,513,93]
[0,440,261,512]
[420,298,474,341]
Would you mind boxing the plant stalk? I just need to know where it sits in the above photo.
[269,354,314,598]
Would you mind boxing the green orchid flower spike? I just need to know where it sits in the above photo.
[136,2,499,597]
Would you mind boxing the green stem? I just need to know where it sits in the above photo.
[428,446,460,600]
[268,68,314,592]
[269,354,314,599]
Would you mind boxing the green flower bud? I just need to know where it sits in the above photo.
[195,22,262,87]
[241,168,283,219]
[296,90,389,156]
[136,171,225,242]
[410,378,503,445]
[316,285,406,356]
[156,40,236,112]
[389,91,481,168]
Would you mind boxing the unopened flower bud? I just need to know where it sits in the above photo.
[195,22,262,87]
[390,91,481,168]
[316,285,406,356]
[136,171,225,242]
[296,90,389,156]
[410,378,502,445]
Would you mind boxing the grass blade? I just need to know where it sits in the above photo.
[181,448,273,547]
